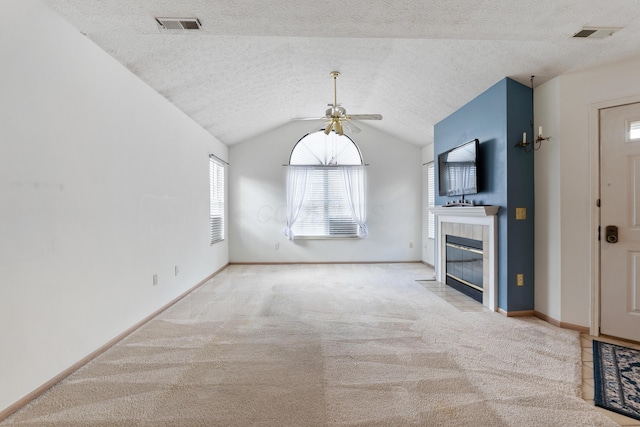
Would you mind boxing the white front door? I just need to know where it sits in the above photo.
[600,102,640,341]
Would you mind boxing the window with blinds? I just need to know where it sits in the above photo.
[209,155,225,244]
[290,167,358,237]
[286,130,364,239]
[427,162,435,239]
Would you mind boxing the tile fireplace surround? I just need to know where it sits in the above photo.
[429,206,499,311]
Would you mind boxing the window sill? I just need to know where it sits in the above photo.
[292,235,360,240]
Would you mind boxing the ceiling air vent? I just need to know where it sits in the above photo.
[155,17,202,32]
[572,27,620,39]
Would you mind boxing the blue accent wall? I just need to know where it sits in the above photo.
[435,78,534,312]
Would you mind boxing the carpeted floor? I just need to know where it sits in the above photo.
[1,263,617,426]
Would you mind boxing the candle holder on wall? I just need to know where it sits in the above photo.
[515,76,551,153]
[515,129,551,152]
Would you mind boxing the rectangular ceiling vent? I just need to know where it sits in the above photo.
[572,27,621,39]
[155,17,202,32]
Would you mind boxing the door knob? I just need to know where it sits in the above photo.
[606,225,619,243]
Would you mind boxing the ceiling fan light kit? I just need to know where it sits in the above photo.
[296,71,382,136]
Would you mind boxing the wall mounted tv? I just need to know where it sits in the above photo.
[438,139,479,197]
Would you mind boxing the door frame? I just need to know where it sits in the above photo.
[589,94,640,336]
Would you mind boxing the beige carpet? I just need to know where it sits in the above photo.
[2,263,616,426]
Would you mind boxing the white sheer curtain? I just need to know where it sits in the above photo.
[339,166,368,238]
[283,166,311,240]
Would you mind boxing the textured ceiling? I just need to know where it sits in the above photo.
[43,0,640,146]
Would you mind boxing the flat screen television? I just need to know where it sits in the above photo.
[438,139,479,197]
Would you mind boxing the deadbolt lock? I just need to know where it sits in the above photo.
[606,225,619,243]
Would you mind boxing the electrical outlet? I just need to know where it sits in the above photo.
[153,274,158,286]
[515,208,527,220]
[175,266,179,276]
[516,274,524,287]
[274,243,279,250]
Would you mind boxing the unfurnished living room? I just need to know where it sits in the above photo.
[3,1,640,426]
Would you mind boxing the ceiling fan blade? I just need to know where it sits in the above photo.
[302,120,328,135]
[292,72,382,130]
[343,120,361,134]
[346,114,382,120]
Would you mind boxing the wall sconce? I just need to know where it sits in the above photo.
[515,76,551,153]
[515,127,551,152]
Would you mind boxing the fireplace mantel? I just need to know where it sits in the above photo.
[429,205,499,311]
[429,205,499,217]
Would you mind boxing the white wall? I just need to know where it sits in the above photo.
[229,120,422,262]
[535,54,640,327]
[534,78,562,320]
[0,0,228,413]
[421,144,435,265]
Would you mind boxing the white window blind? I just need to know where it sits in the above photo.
[291,167,358,237]
[209,155,225,244]
[427,162,435,239]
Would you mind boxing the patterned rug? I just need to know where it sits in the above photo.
[593,340,640,421]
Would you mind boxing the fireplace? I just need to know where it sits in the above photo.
[445,235,483,302]
[429,206,499,311]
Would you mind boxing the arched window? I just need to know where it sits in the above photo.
[283,131,368,239]
[289,130,363,166]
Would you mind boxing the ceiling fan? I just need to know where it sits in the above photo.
[294,71,382,135]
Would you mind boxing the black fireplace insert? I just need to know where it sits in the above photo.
[445,235,483,302]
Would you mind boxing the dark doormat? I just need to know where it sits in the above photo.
[593,340,640,421]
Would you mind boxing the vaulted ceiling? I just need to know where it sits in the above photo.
[44,0,640,147]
